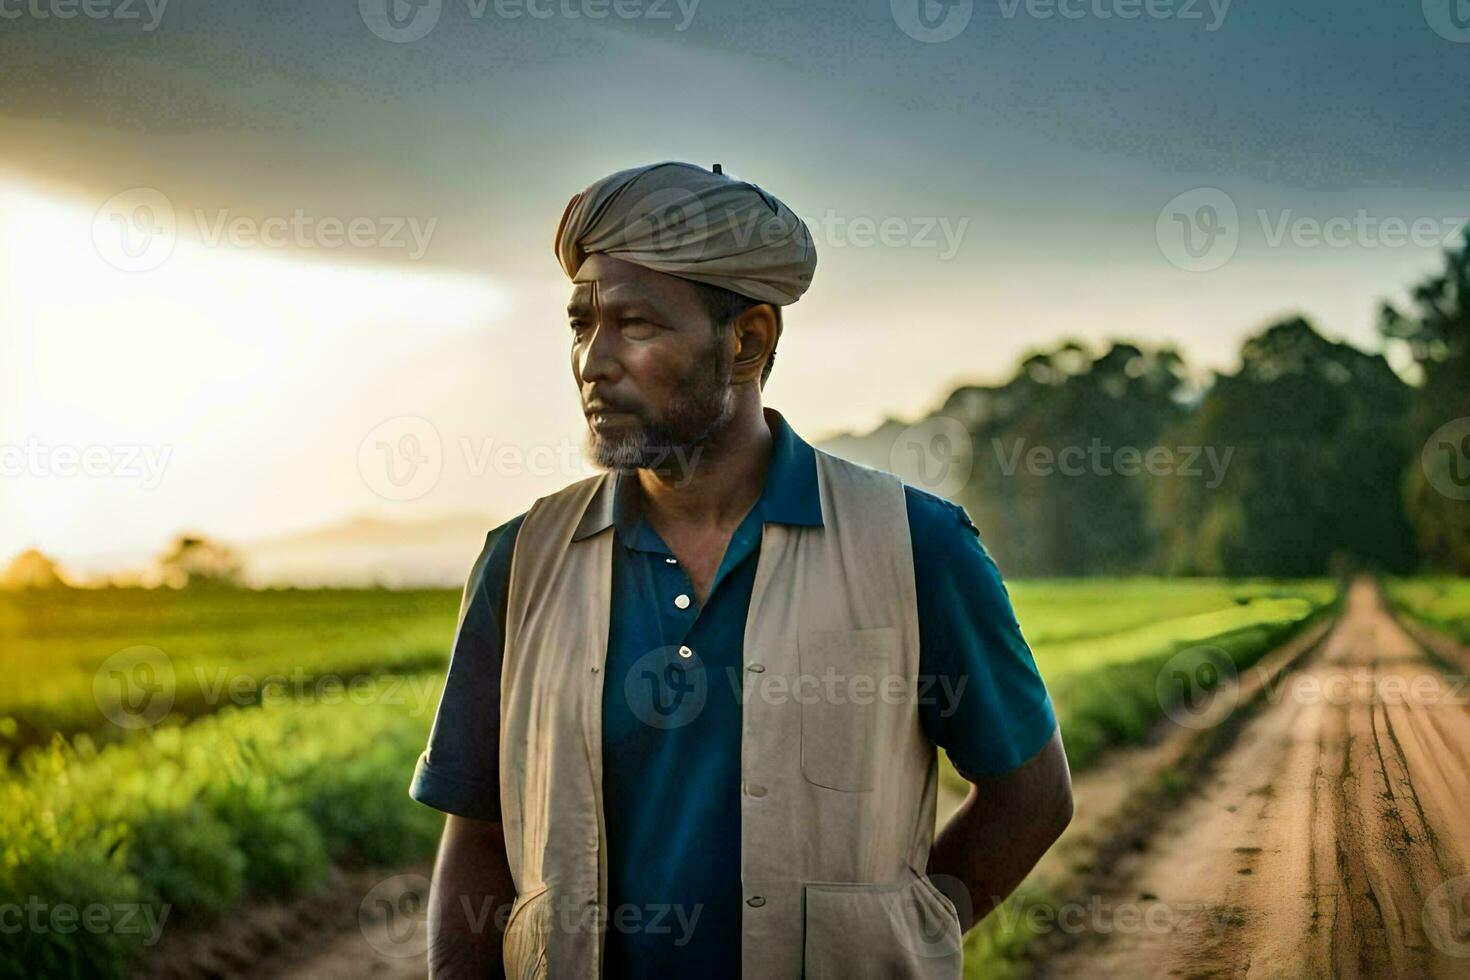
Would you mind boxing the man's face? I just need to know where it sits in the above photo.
[568,254,735,471]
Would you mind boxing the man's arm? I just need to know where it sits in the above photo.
[427,815,517,979]
[926,726,1073,932]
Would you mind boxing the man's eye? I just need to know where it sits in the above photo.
[570,321,590,334]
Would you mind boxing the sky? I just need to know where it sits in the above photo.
[2,0,1467,572]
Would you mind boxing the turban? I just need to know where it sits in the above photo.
[554,161,817,306]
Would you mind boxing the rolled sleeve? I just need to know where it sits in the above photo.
[907,488,1057,779]
[408,514,524,820]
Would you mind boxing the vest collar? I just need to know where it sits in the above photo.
[571,406,823,542]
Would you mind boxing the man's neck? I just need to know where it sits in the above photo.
[634,401,772,534]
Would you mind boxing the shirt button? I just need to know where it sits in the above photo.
[747,663,765,673]
[665,557,678,564]
[674,594,691,609]
[747,896,766,908]
[678,645,693,659]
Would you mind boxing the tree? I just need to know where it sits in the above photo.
[1380,231,1470,573]
[1151,317,1417,576]
[949,340,1192,576]
[155,534,244,588]
[0,549,70,589]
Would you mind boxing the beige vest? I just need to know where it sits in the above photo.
[498,447,963,978]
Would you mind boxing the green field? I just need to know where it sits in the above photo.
[0,579,1338,978]
[1386,577,1470,644]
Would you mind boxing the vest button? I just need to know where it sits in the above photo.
[746,896,765,908]
[745,782,767,798]
[674,594,691,609]
[746,663,765,673]
[678,645,693,659]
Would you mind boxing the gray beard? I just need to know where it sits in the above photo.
[584,336,735,474]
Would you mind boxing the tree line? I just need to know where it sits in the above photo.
[834,233,1469,577]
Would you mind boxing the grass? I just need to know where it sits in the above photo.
[1385,577,1470,643]
[0,672,444,979]
[0,587,458,749]
[0,578,1339,979]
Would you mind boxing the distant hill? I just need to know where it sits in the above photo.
[243,513,497,588]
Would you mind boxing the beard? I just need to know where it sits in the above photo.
[585,334,735,474]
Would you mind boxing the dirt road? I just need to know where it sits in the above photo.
[1042,579,1470,979]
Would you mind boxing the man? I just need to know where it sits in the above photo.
[410,161,1072,979]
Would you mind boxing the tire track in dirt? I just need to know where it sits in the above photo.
[1039,579,1470,979]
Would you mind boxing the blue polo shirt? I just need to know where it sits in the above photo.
[410,411,1056,977]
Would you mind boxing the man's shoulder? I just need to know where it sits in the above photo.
[902,484,979,548]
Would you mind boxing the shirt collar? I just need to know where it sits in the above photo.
[571,406,823,542]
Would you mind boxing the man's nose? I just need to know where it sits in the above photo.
[577,323,620,385]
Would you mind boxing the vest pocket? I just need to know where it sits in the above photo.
[797,627,898,792]
[501,881,550,980]
[801,868,964,978]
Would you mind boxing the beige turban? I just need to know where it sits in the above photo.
[554,161,817,306]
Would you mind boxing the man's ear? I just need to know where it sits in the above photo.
[731,304,780,385]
